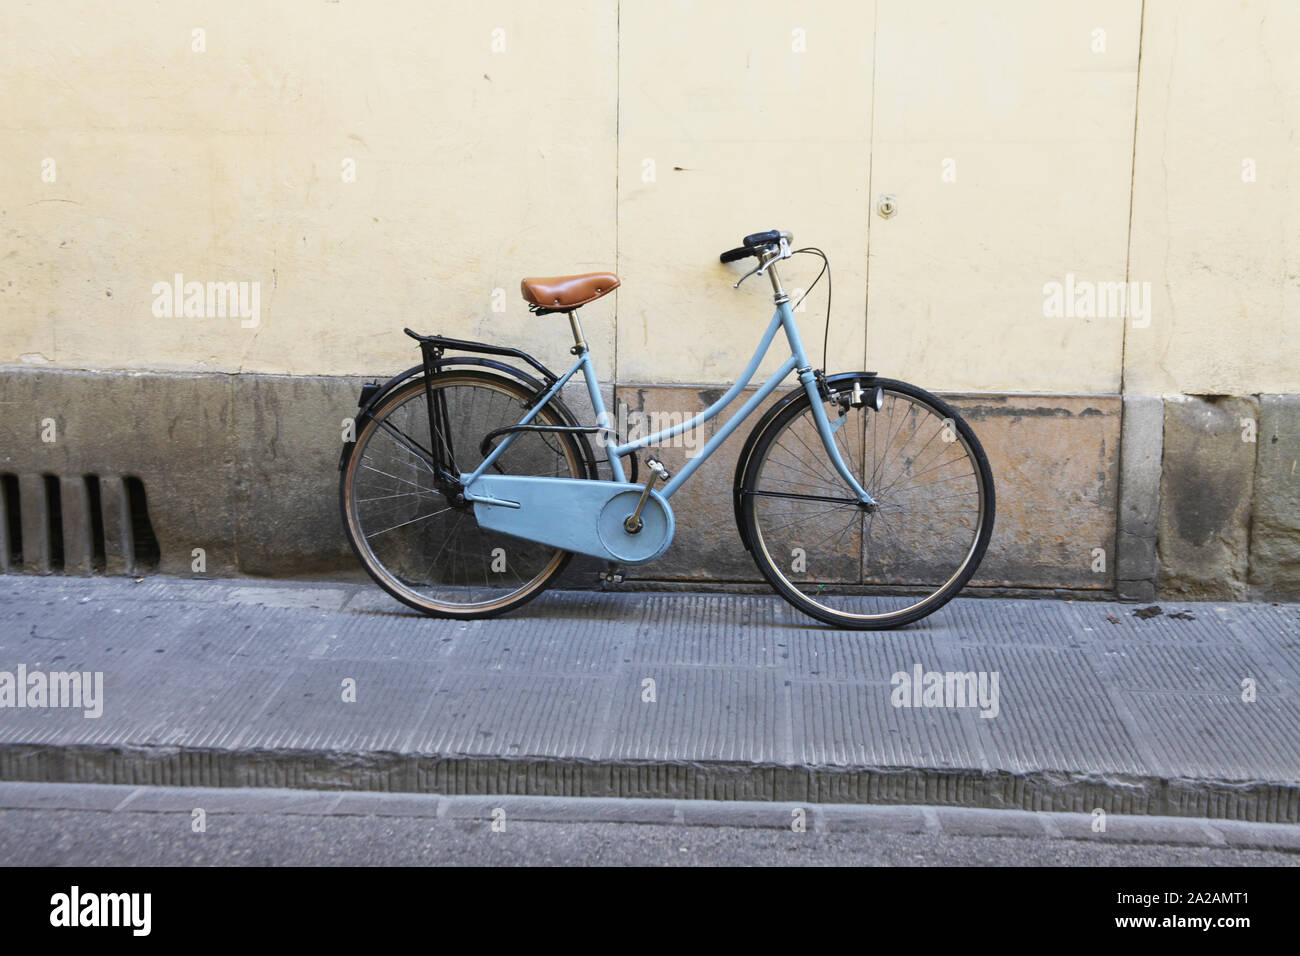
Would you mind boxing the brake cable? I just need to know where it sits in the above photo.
[789,247,832,373]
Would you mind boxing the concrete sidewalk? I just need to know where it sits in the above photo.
[0,575,1297,821]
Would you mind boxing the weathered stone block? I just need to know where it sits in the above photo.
[1115,394,1163,596]
[1249,394,1300,599]
[231,374,362,576]
[952,395,1120,589]
[1157,395,1257,600]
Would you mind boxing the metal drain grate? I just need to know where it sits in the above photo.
[0,473,159,575]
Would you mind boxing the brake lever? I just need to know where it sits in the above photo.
[732,239,792,289]
[732,258,767,289]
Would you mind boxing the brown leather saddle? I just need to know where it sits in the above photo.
[520,272,619,314]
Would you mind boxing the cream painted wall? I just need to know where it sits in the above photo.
[1126,0,1300,395]
[2,1,1296,396]
[1,1,618,379]
[616,0,874,385]
[866,0,1141,394]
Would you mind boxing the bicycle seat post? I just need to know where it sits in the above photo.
[567,310,587,355]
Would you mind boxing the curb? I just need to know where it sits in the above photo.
[2,782,1298,852]
[3,744,1298,824]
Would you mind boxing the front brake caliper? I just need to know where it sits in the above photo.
[814,368,833,404]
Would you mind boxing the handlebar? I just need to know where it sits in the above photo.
[718,229,794,263]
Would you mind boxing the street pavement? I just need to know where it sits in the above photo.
[1,783,1297,865]
[0,574,1297,826]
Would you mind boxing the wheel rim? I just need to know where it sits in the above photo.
[346,376,580,613]
[748,387,989,623]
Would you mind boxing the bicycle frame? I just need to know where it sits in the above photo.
[460,297,875,508]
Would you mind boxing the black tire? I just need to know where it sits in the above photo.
[739,377,994,629]
[340,371,586,619]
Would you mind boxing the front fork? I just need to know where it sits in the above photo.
[798,367,877,510]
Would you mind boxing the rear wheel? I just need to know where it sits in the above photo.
[340,371,586,618]
[740,378,994,629]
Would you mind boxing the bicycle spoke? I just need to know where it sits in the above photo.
[366,505,454,539]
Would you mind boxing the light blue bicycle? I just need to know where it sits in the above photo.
[340,230,995,629]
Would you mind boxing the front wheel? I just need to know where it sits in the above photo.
[739,377,995,629]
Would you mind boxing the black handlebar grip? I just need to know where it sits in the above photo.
[720,246,754,264]
[743,229,783,248]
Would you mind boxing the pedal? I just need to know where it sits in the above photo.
[599,565,626,589]
[623,458,671,534]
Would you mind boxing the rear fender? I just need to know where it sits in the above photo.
[339,357,598,480]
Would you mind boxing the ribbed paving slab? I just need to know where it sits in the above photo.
[0,575,1297,820]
